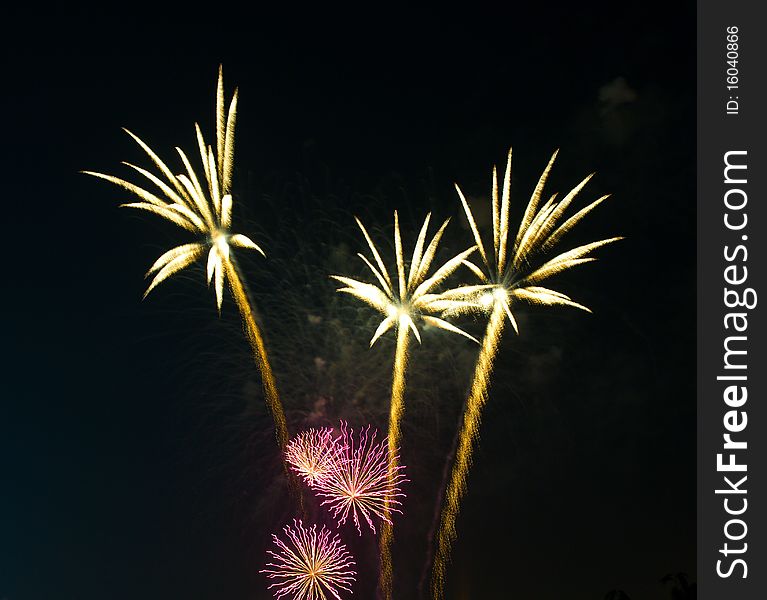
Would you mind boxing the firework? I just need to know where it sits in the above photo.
[453,148,621,327]
[286,428,337,487]
[84,67,289,450]
[332,212,483,349]
[314,422,406,535]
[430,148,621,598]
[84,66,260,310]
[333,212,481,597]
[261,519,356,600]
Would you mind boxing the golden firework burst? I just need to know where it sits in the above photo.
[333,211,480,599]
[83,66,263,311]
[332,211,482,347]
[456,147,621,328]
[431,148,622,598]
[84,67,289,452]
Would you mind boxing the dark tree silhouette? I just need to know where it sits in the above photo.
[661,572,697,599]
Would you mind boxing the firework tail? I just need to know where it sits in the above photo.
[223,256,305,510]
[224,256,288,449]
[379,318,411,599]
[417,400,463,598]
[430,301,506,599]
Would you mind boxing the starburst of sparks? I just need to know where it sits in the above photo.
[261,519,356,600]
[286,428,337,487]
[83,66,265,311]
[456,147,622,327]
[332,212,483,346]
[314,422,407,535]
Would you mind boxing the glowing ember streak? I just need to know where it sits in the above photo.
[315,422,406,535]
[286,428,337,487]
[430,149,621,598]
[261,519,356,600]
[83,67,289,451]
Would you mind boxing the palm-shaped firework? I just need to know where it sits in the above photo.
[261,519,357,600]
[332,212,480,598]
[84,66,258,309]
[333,212,481,347]
[456,148,619,324]
[430,149,621,598]
[84,67,289,451]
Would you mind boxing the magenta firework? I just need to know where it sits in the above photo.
[285,427,337,487]
[314,422,407,535]
[261,519,356,600]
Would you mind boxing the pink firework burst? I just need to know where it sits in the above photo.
[315,422,407,534]
[285,428,337,486]
[261,519,356,600]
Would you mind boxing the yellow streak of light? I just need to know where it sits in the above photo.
[431,302,505,599]
[223,257,289,451]
[379,319,410,600]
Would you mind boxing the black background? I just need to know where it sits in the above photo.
[1,4,695,599]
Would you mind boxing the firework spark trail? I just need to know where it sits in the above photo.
[430,302,505,596]
[332,212,481,599]
[224,257,289,450]
[429,149,621,598]
[378,321,409,599]
[84,66,291,453]
[286,427,337,487]
[261,519,356,600]
[315,422,406,535]
[387,321,410,467]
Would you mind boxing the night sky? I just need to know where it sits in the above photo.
[2,4,695,599]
